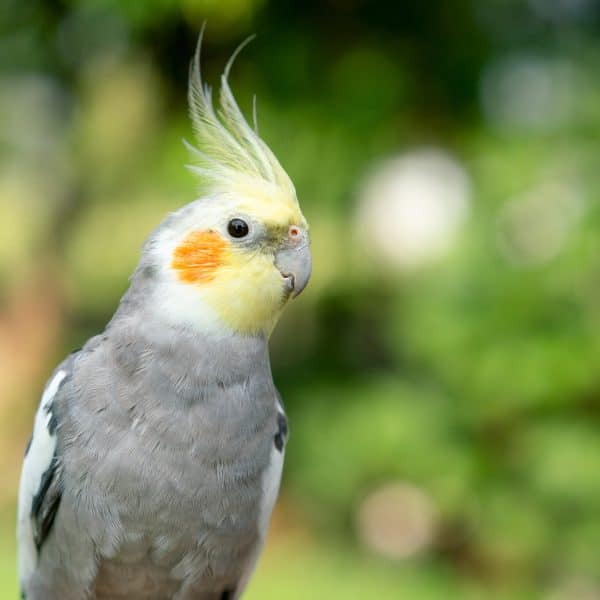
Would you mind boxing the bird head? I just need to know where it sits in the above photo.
[138,34,311,337]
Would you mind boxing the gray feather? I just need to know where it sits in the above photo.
[20,277,284,599]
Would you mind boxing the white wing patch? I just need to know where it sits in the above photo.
[17,369,67,586]
[257,428,285,535]
[235,402,286,598]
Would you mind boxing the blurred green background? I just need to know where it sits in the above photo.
[2,0,600,598]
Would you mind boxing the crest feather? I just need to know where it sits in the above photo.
[187,29,296,204]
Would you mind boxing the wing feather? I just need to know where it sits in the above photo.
[17,369,68,587]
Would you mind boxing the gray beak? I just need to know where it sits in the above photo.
[275,230,312,298]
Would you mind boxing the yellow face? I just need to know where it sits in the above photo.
[170,191,308,335]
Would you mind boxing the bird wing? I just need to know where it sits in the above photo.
[17,367,69,590]
[234,392,288,598]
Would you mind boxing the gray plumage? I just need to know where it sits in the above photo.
[22,261,286,599]
[18,35,311,599]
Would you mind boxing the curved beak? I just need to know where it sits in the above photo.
[275,235,312,299]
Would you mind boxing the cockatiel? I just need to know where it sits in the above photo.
[17,35,311,600]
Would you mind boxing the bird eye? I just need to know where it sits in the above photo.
[227,218,249,238]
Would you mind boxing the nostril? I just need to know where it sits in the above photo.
[289,226,300,239]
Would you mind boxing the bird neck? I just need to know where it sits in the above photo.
[108,296,273,392]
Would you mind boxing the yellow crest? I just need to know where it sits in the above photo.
[186,29,297,209]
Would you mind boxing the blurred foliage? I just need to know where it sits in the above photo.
[2,0,600,598]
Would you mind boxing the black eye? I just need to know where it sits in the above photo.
[227,218,249,238]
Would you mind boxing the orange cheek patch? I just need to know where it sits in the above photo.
[171,230,229,283]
